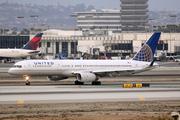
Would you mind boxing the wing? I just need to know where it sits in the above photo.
[73,67,150,77]
[92,68,142,77]
[93,66,158,77]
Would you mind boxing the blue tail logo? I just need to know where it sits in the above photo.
[132,32,161,62]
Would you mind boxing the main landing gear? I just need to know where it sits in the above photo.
[75,81,101,85]
[75,81,84,85]
[24,75,30,85]
[92,81,101,85]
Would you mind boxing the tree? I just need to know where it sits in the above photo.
[90,26,96,31]
[79,28,82,31]
[0,29,3,35]
[3,29,10,35]
[106,26,109,34]
[22,28,30,35]
[116,26,119,33]
[12,31,17,35]
[30,27,34,33]
[35,28,42,32]
[99,27,102,31]
[133,25,138,31]
[125,25,129,32]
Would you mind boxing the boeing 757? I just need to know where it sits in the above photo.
[8,32,161,85]
[0,33,43,60]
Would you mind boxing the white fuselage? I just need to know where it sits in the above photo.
[8,59,154,77]
[0,49,40,58]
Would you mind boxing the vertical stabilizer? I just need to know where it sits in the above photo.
[132,32,161,62]
[22,33,43,50]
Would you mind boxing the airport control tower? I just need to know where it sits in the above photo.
[120,0,148,33]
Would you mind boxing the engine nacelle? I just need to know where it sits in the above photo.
[47,76,68,81]
[77,73,99,82]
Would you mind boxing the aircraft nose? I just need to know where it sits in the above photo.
[8,68,14,75]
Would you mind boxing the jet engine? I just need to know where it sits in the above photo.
[47,76,68,81]
[76,73,99,82]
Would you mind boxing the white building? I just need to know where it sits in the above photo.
[37,30,180,58]
[75,9,121,33]
[120,0,148,32]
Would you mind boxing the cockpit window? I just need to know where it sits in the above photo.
[13,65,22,68]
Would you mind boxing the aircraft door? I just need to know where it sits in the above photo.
[28,63,31,70]
[57,64,61,70]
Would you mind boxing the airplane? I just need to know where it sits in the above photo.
[0,33,43,61]
[8,32,161,85]
[154,50,180,61]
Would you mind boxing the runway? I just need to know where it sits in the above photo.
[0,62,180,105]
[0,84,180,105]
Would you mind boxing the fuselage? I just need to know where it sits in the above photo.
[0,49,40,58]
[8,59,154,77]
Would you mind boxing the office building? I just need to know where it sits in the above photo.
[120,0,148,32]
[76,9,121,33]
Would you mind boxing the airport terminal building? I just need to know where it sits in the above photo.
[38,31,180,57]
[1,30,179,59]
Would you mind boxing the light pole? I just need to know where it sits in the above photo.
[170,14,177,32]
[148,18,155,33]
[70,14,79,58]
[17,16,24,32]
[30,15,38,27]
[70,14,79,30]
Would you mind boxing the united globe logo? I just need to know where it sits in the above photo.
[133,44,153,62]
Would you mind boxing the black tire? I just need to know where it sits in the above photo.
[25,82,30,85]
[92,81,101,85]
[75,81,84,85]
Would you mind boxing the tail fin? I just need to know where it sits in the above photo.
[22,33,43,50]
[57,54,61,60]
[132,32,161,62]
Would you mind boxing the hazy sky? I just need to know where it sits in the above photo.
[1,0,180,11]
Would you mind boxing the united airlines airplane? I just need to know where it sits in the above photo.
[8,32,161,85]
[0,33,43,60]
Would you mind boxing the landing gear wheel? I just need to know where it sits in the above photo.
[25,81,30,85]
[92,81,101,85]
[75,81,84,85]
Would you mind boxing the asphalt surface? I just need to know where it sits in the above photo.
[0,86,180,105]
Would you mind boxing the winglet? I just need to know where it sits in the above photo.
[132,32,161,62]
[22,33,43,50]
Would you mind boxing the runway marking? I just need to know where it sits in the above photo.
[139,98,146,101]
[18,100,24,104]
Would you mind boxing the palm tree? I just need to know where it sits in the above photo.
[125,25,129,33]
[99,27,102,31]
[79,28,82,31]
[23,28,30,35]
[0,29,3,35]
[4,29,10,35]
[133,25,138,32]
[30,27,34,34]
[106,26,109,34]
[116,26,119,33]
